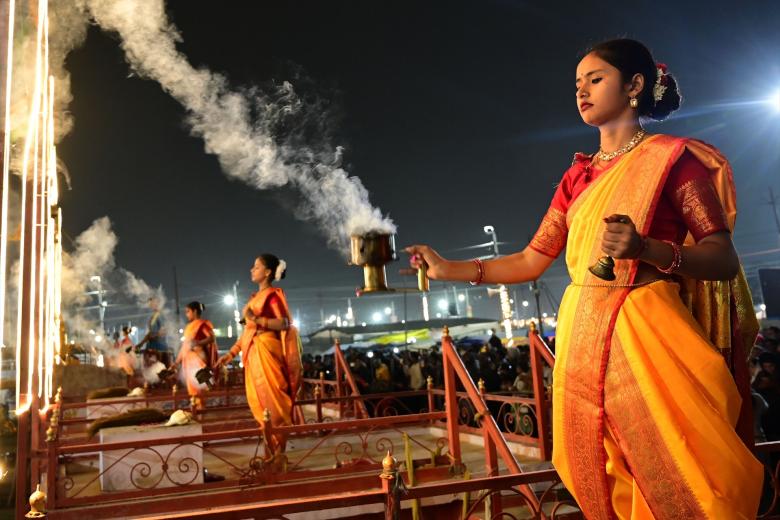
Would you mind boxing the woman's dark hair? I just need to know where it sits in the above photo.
[586,38,681,121]
[186,301,205,315]
[259,253,287,280]
[122,325,131,335]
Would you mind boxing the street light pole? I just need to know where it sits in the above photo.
[484,225,499,257]
[232,281,241,333]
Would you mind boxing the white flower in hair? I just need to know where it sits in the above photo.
[275,260,287,281]
[653,66,668,104]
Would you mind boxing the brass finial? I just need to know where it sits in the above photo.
[319,371,325,380]
[334,338,341,347]
[426,375,433,390]
[478,378,485,394]
[172,384,177,396]
[26,484,46,518]
[381,450,396,477]
[313,385,321,398]
[529,321,537,334]
[263,408,271,423]
[55,386,63,403]
[442,325,450,337]
[143,382,149,393]
[588,255,616,281]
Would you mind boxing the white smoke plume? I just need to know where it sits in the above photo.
[61,217,174,349]
[55,0,395,250]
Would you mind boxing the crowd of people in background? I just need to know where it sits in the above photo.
[752,326,780,443]
[300,325,780,448]
[301,332,555,397]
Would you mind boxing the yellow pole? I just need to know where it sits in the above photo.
[404,432,420,520]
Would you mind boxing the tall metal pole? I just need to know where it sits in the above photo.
[769,187,780,249]
[172,266,181,325]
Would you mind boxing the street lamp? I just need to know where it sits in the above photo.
[484,225,499,257]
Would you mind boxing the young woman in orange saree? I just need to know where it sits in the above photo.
[406,39,762,519]
[217,254,302,458]
[173,301,218,410]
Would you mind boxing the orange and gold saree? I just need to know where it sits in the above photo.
[551,134,763,519]
[231,287,303,454]
[176,319,217,402]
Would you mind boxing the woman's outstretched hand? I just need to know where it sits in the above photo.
[216,353,232,368]
[601,214,644,259]
[404,245,448,280]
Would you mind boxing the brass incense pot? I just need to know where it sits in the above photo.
[350,233,428,295]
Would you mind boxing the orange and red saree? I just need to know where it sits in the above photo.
[551,134,763,519]
[177,319,217,400]
[232,287,303,454]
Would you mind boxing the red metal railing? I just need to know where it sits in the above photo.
[441,325,540,515]
[35,329,576,519]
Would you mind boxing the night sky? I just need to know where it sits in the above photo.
[57,0,780,333]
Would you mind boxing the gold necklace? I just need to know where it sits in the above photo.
[596,129,646,162]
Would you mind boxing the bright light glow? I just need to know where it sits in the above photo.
[458,294,465,302]
[227,324,233,338]
[401,319,406,324]
[486,329,494,336]
[178,328,184,334]
[522,300,529,307]
[409,337,417,344]
[542,312,548,318]
[361,322,367,327]
[384,306,392,315]
[223,294,235,306]
[372,312,382,322]
[437,299,448,311]
[367,351,374,358]
[89,329,95,335]
[760,303,767,311]
[393,347,400,354]
[422,294,430,322]
[436,313,442,318]
[94,335,102,343]
[96,355,104,368]
[772,90,780,111]
[293,319,301,328]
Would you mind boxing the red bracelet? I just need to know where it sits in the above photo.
[657,240,682,274]
[470,258,484,286]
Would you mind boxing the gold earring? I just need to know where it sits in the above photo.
[629,97,639,108]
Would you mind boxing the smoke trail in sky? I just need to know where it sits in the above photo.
[60,0,395,250]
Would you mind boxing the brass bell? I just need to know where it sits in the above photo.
[588,255,616,281]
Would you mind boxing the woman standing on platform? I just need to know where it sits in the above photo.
[216,254,303,457]
[173,301,218,410]
[406,39,763,519]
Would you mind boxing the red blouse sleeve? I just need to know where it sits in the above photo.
[664,149,729,242]
[529,169,573,258]
[261,294,287,320]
